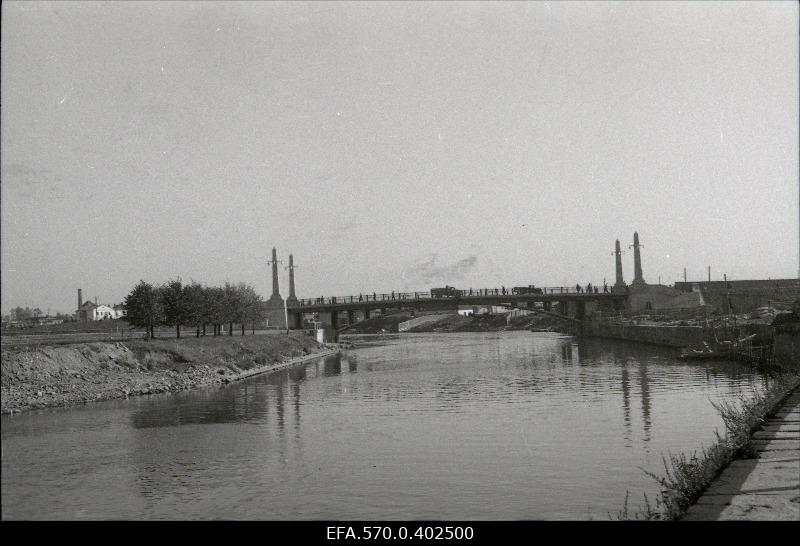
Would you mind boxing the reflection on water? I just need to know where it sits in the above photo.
[2,333,766,520]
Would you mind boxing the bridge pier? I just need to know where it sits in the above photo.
[576,300,586,320]
[347,310,356,327]
[567,300,576,319]
[364,309,371,320]
[319,311,339,330]
[288,311,303,330]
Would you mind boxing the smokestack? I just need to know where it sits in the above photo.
[632,232,644,285]
[708,266,711,282]
[271,247,280,296]
[684,268,687,283]
[78,288,82,309]
[289,254,296,298]
[614,240,625,288]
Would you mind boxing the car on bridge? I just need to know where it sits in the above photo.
[512,285,543,295]
[430,286,461,298]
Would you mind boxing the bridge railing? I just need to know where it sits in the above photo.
[297,292,433,306]
[541,286,619,295]
[294,285,621,307]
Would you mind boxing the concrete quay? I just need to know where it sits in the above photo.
[682,389,800,521]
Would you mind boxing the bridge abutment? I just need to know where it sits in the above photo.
[288,311,303,330]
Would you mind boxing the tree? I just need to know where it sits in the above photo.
[182,282,207,337]
[161,278,189,338]
[10,307,33,321]
[123,281,164,340]
[237,283,265,335]
[205,286,226,336]
[222,282,241,336]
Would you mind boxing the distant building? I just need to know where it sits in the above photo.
[627,283,707,314]
[673,279,800,314]
[94,304,116,320]
[112,304,127,319]
[457,305,475,317]
[458,304,510,316]
[76,300,125,321]
[506,308,533,323]
[76,300,97,322]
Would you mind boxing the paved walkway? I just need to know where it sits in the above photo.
[682,388,800,520]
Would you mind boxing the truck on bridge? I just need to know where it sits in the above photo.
[430,286,461,298]
[512,285,543,295]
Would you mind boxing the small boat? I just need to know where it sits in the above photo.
[678,340,730,360]
[678,333,757,361]
[677,348,731,360]
[530,327,554,332]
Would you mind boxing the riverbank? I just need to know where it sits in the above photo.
[682,385,800,520]
[1,334,335,414]
[620,372,800,520]
[582,319,775,348]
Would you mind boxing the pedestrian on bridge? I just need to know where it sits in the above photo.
[359,293,363,302]
[576,284,582,293]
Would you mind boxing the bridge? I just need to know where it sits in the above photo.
[283,286,626,330]
[266,233,641,330]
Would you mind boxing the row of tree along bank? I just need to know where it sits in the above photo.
[124,279,267,340]
[1,333,330,414]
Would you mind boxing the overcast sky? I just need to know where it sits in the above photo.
[2,1,797,314]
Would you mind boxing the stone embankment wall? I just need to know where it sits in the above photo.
[583,321,711,347]
[774,322,800,371]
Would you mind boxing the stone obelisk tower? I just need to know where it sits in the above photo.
[286,254,299,307]
[265,247,286,328]
[632,232,645,286]
[614,240,626,289]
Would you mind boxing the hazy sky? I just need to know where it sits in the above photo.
[2,1,798,314]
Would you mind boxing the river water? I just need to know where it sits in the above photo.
[1,332,766,520]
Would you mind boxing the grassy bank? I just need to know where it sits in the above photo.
[615,371,800,520]
[1,333,329,414]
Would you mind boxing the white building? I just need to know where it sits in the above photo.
[93,304,116,320]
